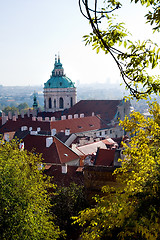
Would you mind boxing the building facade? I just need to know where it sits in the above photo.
[44,55,77,112]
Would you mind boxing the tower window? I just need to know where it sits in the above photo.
[60,82,62,86]
[59,97,64,109]
[70,97,73,107]
[54,99,56,108]
[49,98,52,109]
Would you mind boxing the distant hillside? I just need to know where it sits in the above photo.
[1,83,159,113]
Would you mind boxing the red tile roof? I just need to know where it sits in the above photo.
[0,116,51,134]
[50,115,107,134]
[95,149,115,166]
[37,100,122,123]
[63,100,122,123]
[0,114,107,136]
[44,165,84,187]
[23,135,79,164]
[38,111,63,120]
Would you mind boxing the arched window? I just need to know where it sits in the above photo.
[49,98,52,109]
[70,97,73,107]
[44,99,46,108]
[54,99,56,108]
[59,97,64,109]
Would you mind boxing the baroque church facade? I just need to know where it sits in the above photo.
[44,55,77,112]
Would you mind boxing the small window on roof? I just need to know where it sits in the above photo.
[89,124,94,127]
[78,126,82,129]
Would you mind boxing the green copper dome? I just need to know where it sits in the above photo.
[44,55,75,89]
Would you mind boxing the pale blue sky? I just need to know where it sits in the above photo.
[0,0,159,86]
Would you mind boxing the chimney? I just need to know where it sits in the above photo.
[27,109,30,117]
[32,116,36,121]
[74,114,78,119]
[2,112,5,118]
[62,163,67,174]
[21,110,24,118]
[2,112,6,125]
[8,111,12,120]
[68,115,72,119]
[4,133,9,142]
[46,137,53,148]
[61,115,66,120]
[45,117,50,122]
[51,117,55,121]
[32,109,37,117]
[80,113,84,118]
[37,117,42,121]
[65,128,70,136]
[92,112,95,116]
[51,128,56,136]
[12,116,16,121]
[2,115,8,125]
[14,111,18,119]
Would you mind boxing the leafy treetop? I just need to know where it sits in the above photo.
[0,139,61,240]
[74,101,160,239]
[79,0,160,99]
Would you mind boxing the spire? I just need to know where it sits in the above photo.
[55,54,57,64]
[52,53,64,76]
[33,91,38,110]
[58,53,60,63]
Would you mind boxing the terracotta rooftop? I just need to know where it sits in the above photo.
[44,165,84,187]
[23,134,79,165]
[63,100,122,123]
[38,111,63,120]
[50,115,107,134]
[102,138,117,146]
[0,114,107,136]
[0,116,51,134]
[94,148,115,166]
[37,100,122,123]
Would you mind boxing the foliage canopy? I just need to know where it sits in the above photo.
[0,140,61,240]
[51,183,88,239]
[79,0,160,99]
[74,101,160,239]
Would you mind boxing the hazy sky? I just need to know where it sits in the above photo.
[0,0,159,86]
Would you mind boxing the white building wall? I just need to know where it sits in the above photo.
[44,87,77,112]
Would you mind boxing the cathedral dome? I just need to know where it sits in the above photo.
[44,76,75,88]
[44,55,75,89]
[43,54,77,112]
